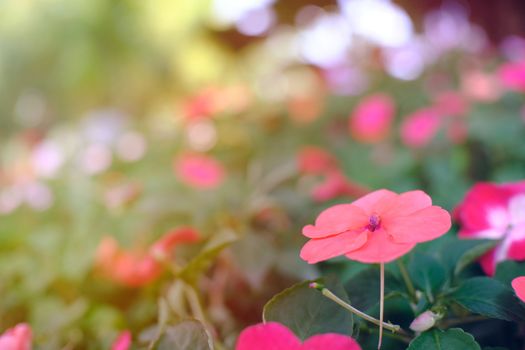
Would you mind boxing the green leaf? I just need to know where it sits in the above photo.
[344,267,404,312]
[449,277,525,322]
[407,328,481,350]
[494,260,525,285]
[156,320,212,350]
[408,253,446,296]
[263,278,353,340]
[440,239,498,276]
[178,230,237,283]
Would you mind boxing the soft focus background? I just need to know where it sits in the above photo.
[1,0,525,349]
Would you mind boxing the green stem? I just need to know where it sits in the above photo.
[378,262,384,349]
[311,284,405,334]
[397,259,417,303]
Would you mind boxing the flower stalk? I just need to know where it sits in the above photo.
[309,283,403,334]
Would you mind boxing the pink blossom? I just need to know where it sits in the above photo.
[433,91,469,117]
[349,94,395,143]
[456,181,525,275]
[297,146,338,175]
[301,189,451,264]
[311,170,369,202]
[460,70,501,102]
[111,330,131,350]
[0,323,32,350]
[235,322,361,350]
[174,153,225,189]
[400,108,441,148]
[498,60,525,92]
[512,276,525,302]
[409,311,440,332]
[95,227,200,287]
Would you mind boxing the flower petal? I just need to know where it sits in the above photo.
[302,204,368,238]
[512,276,525,303]
[300,230,368,264]
[351,189,397,214]
[302,333,362,350]
[344,229,415,263]
[235,322,301,350]
[382,190,432,217]
[385,206,451,244]
[479,249,496,276]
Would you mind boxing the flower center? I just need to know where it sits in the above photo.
[367,214,381,232]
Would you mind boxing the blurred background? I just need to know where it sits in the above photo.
[1,0,525,349]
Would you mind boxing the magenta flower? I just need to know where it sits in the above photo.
[400,108,441,148]
[349,94,395,143]
[498,60,525,92]
[235,322,361,350]
[174,153,225,189]
[0,323,32,350]
[512,276,525,303]
[456,181,525,275]
[111,331,132,350]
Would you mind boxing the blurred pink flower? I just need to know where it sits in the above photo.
[0,323,32,350]
[111,330,131,350]
[456,181,525,275]
[297,146,338,175]
[433,91,469,117]
[301,189,451,264]
[400,108,441,148]
[174,153,225,189]
[95,227,200,287]
[311,170,369,203]
[461,70,501,102]
[512,276,525,302]
[235,322,361,350]
[349,94,395,143]
[498,60,525,92]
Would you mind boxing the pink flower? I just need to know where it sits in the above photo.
[174,153,225,189]
[297,147,339,175]
[111,331,131,350]
[95,227,200,287]
[460,70,501,102]
[349,94,395,143]
[409,311,441,332]
[301,189,451,264]
[400,108,441,148]
[0,323,32,350]
[235,322,361,350]
[433,91,469,117]
[498,60,525,92]
[512,276,525,302]
[311,170,369,203]
[456,181,525,275]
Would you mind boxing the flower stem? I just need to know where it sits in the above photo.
[397,259,417,303]
[379,262,384,350]
[310,283,403,334]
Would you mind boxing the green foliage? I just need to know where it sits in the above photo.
[263,279,354,340]
[408,328,481,350]
[449,277,525,322]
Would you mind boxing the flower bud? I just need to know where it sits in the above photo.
[409,310,440,332]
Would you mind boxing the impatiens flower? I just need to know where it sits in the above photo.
[301,189,451,264]
[498,60,525,92]
[456,181,525,275]
[400,108,441,148]
[95,227,200,287]
[297,146,339,175]
[311,170,369,203]
[349,94,395,143]
[512,276,525,302]
[111,330,132,350]
[433,91,469,117]
[174,153,225,189]
[0,323,32,350]
[235,322,361,350]
[460,70,501,102]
